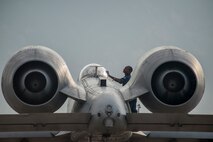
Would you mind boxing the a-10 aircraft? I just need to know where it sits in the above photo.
[0,45,210,142]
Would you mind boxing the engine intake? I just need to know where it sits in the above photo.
[151,61,197,106]
[128,46,205,113]
[2,46,71,113]
[13,61,58,105]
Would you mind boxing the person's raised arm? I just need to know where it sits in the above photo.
[106,71,123,84]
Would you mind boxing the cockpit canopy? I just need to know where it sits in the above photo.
[79,64,108,81]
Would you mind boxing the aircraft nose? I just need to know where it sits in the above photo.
[88,92,127,134]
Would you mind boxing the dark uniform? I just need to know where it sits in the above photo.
[121,75,137,113]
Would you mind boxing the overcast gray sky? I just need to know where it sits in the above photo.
[0,0,213,114]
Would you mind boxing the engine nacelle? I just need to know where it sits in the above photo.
[130,46,205,113]
[1,46,71,113]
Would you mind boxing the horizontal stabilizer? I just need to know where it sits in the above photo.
[120,85,149,101]
[60,86,86,102]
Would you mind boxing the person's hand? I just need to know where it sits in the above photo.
[106,71,110,76]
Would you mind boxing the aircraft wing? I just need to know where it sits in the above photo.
[126,113,213,132]
[0,113,91,132]
[1,113,213,132]
[0,113,213,141]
